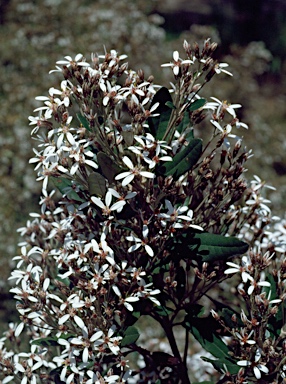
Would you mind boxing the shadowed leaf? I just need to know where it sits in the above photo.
[88,172,107,197]
[121,326,140,347]
[148,87,173,138]
[170,230,248,262]
[97,152,121,183]
[159,138,202,179]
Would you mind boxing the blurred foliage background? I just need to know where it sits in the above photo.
[0,0,286,330]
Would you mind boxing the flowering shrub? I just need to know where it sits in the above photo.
[0,39,285,383]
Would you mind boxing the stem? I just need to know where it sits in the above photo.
[183,327,189,366]
[160,317,192,384]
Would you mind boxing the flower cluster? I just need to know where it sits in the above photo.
[0,39,285,383]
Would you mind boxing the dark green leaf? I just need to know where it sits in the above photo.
[60,333,75,339]
[185,303,205,317]
[190,232,249,262]
[88,172,107,197]
[55,275,70,287]
[122,310,141,328]
[176,111,193,135]
[266,273,284,337]
[77,113,91,131]
[159,138,202,179]
[148,87,173,137]
[31,336,59,347]
[188,324,229,358]
[155,109,172,140]
[165,101,176,109]
[221,307,244,328]
[121,326,140,347]
[52,176,72,195]
[154,305,173,317]
[188,98,206,111]
[264,272,277,300]
[186,314,238,374]
[97,152,121,183]
[201,356,239,375]
[51,177,84,202]
[170,230,248,263]
[150,87,173,115]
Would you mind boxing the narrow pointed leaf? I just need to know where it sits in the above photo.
[188,98,206,111]
[186,314,238,374]
[187,318,229,358]
[31,336,59,347]
[201,357,239,375]
[88,172,107,197]
[159,138,202,179]
[51,176,72,195]
[77,113,91,131]
[165,101,176,109]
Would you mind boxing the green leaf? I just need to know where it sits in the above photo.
[121,326,140,347]
[266,273,284,337]
[97,152,121,183]
[31,336,59,347]
[150,87,173,114]
[220,307,243,328]
[171,230,248,263]
[88,172,107,197]
[201,356,239,375]
[52,176,71,195]
[176,110,193,135]
[154,305,173,317]
[186,314,238,375]
[165,101,176,109]
[148,87,173,138]
[191,232,249,262]
[51,177,84,202]
[188,98,206,111]
[187,318,229,359]
[55,275,70,287]
[159,138,202,180]
[155,109,173,140]
[77,113,91,131]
